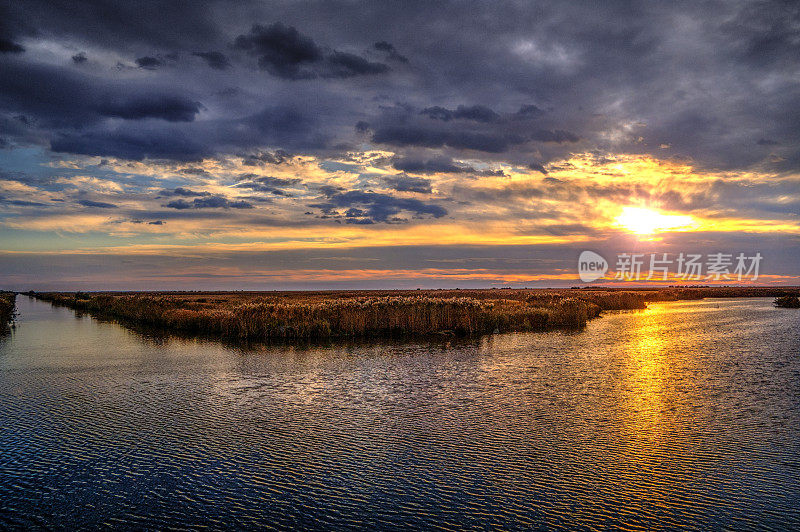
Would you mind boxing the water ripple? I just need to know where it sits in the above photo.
[0,297,799,529]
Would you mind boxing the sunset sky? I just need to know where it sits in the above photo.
[0,0,798,289]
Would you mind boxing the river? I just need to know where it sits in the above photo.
[1,296,798,530]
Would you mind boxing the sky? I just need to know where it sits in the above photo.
[0,0,798,290]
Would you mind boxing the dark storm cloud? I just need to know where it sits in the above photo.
[0,196,47,207]
[192,51,230,69]
[372,127,517,153]
[71,52,88,64]
[530,130,580,143]
[0,0,798,173]
[245,105,324,148]
[161,187,211,197]
[309,190,447,223]
[723,1,800,68]
[129,218,166,225]
[354,121,371,134]
[384,175,433,193]
[42,100,322,160]
[372,125,578,153]
[0,13,24,53]
[180,167,211,177]
[420,105,500,123]
[0,38,24,53]
[0,60,202,126]
[97,96,201,122]
[369,103,579,155]
[325,50,389,78]
[528,162,548,175]
[164,196,253,209]
[78,199,118,209]
[240,150,291,166]
[373,41,408,63]
[392,157,464,174]
[233,22,388,79]
[2,0,221,50]
[234,22,323,79]
[234,175,302,195]
[514,105,544,120]
[51,128,209,161]
[135,56,164,69]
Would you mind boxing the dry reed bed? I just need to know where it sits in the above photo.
[33,287,798,340]
[0,292,16,326]
[774,295,800,308]
[35,292,602,339]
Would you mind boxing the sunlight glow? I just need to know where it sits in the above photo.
[615,207,696,235]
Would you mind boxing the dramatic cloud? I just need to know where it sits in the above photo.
[373,41,408,63]
[164,195,254,209]
[514,105,544,120]
[310,190,447,223]
[233,22,388,79]
[241,150,291,166]
[235,175,302,195]
[161,187,211,197]
[0,38,24,53]
[97,96,202,122]
[0,0,798,288]
[372,127,517,153]
[325,50,389,78]
[234,22,323,78]
[50,128,209,161]
[78,199,117,209]
[528,162,548,175]
[0,60,202,127]
[392,156,504,176]
[392,157,466,174]
[192,51,230,69]
[1,1,797,170]
[368,103,580,156]
[0,196,46,207]
[135,56,164,69]
[384,175,433,193]
[420,105,500,123]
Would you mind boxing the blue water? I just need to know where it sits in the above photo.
[1,296,799,530]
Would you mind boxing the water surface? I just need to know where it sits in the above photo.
[1,296,799,530]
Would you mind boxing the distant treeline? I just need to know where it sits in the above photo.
[0,292,16,327]
[31,286,799,341]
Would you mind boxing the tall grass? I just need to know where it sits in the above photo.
[0,292,16,326]
[33,286,799,341]
[526,291,652,310]
[35,292,602,339]
[774,296,800,308]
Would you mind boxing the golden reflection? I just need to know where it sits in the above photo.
[609,304,677,514]
[624,305,670,432]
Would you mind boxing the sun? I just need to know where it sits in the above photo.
[615,206,695,235]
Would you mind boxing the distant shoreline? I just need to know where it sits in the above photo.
[26,287,800,343]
